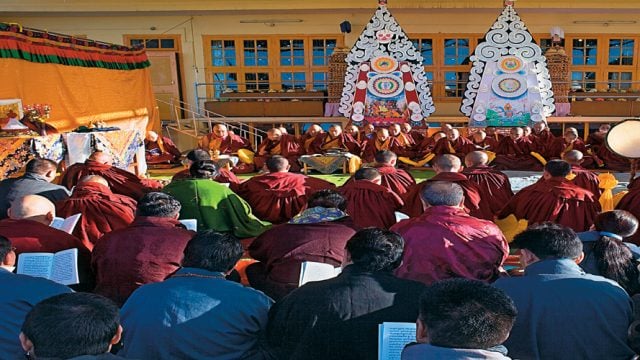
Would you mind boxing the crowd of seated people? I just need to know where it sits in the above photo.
[3,119,640,359]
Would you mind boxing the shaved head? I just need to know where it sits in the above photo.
[465,151,489,167]
[374,150,397,165]
[78,175,109,187]
[266,155,289,173]
[267,128,283,141]
[562,150,584,164]
[213,124,228,138]
[421,181,464,207]
[307,124,323,136]
[433,154,462,173]
[145,131,158,142]
[355,167,381,182]
[88,151,113,165]
[8,195,55,224]
[25,158,57,177]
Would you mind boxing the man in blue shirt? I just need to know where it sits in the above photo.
[0,235,72,358]
[494,223,635,360]
[119,230,273,359]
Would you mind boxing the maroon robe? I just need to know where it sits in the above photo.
[299,133,321,155]
[598,146,631,172]
[92,216,195,306]
[498,177,600,232]
[198,131,252,154]
[616,186,640,244]
[254,134,302,172]
[413,136,437,158]
[461,140,496,154]
[400,172,489,220]
[171,167,240,186]
[548,138,589,159]
[362,137,404,163]
[60,159,160,200]
[246,217,358,300]
[309,133,361,155]
[391,206,508,285]
[529,129,556,157]
[569,164,602,197]
[375,164,416,196]
[144,137,182,164]
[462,165,514,216]
[0,218,93,288]
[234,172,335,224]
[492,136,543,171]
[432,136,473,158]
[339,179,403,229]
[586,132,606,152]
[56,182,137,248]
[405,129,426,144]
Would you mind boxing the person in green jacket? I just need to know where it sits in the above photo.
[164,160,271,238]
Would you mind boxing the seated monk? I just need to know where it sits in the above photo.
[431,128,472,159]
[234,156,335,224]
[339,168,403,229]
[171,149,239,186]
[407,131,447,166]
[56,175,137,249]
[401,154,489,220]
[308,125,362,173]
[254,128,302,172]
[163,160,270,237]
[60,151,161,200]
[197,124,255,173]
[586,124,610,153]
[616,182,640,245]
[401,123,425,144]
[492,127,545,171]
[548,127,601,168]
[144,131,181,165]
[598,144,631,172]
[389,123,416,149]
[485,126,505,147]
[360,123,375,143]
[498,160,601,232]
[362,128,403,163]
[373,150,416,196]
[529,121,555,158]
[461,131,496,160]
[245,190,358,300]
[562,150,602,197]
[344,125,361,146]
[462,151,514,217]
[299,124,324,154]
[0,195,93,289]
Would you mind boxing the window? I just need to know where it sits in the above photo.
[444,38,470,65]
[538,38,554,54]
[572,39,598,65]
[608,72,633,90]
[445,71,468,97]
[243,40,269,67]
[609,39,634,65]
[245,72,270,90]
[281,72,306,90]
[211,40,236,67]
[124,36,180,51]
[571,71,597,90]
[280,39,305,66]
[312,72,328,91]
[212,73,238,98]
[412,38,433,65]
[312,39,336,66]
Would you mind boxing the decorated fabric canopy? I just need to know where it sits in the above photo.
[0,23,158,133]
[339,0,435,127]
[460,1,555,127]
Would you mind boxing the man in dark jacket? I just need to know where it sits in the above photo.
[266,228,426,360]
[0,158,69,219]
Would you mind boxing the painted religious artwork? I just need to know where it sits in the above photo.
[461,1,555,127]
[339,0,434,127]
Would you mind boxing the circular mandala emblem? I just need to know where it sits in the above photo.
[367,74,404,98]
[498,56,525,73]
[371,56,398,73]
[492,74,527,98]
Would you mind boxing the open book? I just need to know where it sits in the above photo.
[51,213,82,234]
[179,219,198,231]
[378,322,416,360]
[298,261,342,286]
[17,248,79,285]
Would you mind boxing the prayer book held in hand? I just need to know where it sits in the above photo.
[298,261,342,286]
[378,322,416,360]
[179,219,198,231]
[17,248,79,285]
[50,213,82,234]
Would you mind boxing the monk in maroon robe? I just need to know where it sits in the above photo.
[235,156,334,224]
[198,124,255,173]
[339,168,403,229]
[61,151,161,200]
[344,124,362,147]
[144,131,182,165]
[563,150,602,197]
[298,124,324,155]
[498,160,600,232]
[529,121,555,157]
[401,123,425,144]
[245,190,358,300]
[463,151,513,217]
[255,128,302,172]
[56,175,137,249]
[598,144,631,172]
[616,180,640,244]
[492,127,544,171]
[0,194,92,288]
[401,154,489,220]
[485,126,506,146]
[586,124,610,153]
[431,128,472,158]
[548,127,602,168]
[92,192,195,306]
[392,181,508,285]
[309,125,361,155]
[461,131,496,154]
[362,128,404,163]
[373,150,416,195]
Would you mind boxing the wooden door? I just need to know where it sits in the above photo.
[147,51,181,122]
